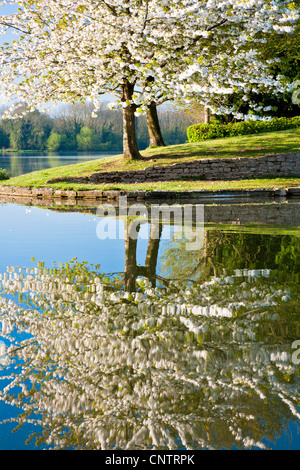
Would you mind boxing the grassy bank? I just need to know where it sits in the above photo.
[2,176,300,192]
[0,127,299,192]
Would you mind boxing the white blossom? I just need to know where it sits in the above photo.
[0,0,298,121]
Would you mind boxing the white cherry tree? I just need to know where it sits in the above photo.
[0,1,298,160]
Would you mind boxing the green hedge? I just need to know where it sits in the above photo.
[0,168,10,180]
[187,116,300,142]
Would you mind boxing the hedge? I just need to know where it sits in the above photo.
[187,116,300,142]
[0,169,10,180]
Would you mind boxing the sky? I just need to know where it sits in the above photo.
[0,3,18,44]
[0,2,16,15]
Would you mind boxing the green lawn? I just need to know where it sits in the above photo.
[0,127,299,192]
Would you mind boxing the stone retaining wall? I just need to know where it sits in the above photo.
[47,152,300,184]
[0,184,300,201]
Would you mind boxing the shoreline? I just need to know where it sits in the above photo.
[0,184,299,201]
[1,189,300,235]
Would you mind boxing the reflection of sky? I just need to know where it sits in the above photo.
[0,202,150,449]
[0,203,171,277]
[0,204,47,449]
[0,203,125,273]
[260,420,300,450]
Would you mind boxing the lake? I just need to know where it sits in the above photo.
[0,196,299,450]
[0,151,119,177]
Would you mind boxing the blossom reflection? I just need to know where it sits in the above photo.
[0,254,299,450]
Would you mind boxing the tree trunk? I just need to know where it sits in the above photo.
[204,106,211,124]
[122,81,142,160]
[144,222,163,286]
[124,221,163,291]
[146,102,166,147]
[124,222,139,292]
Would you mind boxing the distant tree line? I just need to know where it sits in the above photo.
[0,102,191,152]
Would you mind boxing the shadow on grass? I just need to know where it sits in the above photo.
[140,129,300,162]
[176,175,300,182]
[141,147,299,163]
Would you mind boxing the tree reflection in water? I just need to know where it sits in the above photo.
[0,221,299,450]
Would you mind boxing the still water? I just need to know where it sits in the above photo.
[0,198,299,450]
[0,151,119,177]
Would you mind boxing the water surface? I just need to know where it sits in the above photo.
[0,151,119,177]
[0,199,299,450]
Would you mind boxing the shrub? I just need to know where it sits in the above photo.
[76,126,101,151]
[187,116,300,142]
[187,123,227,141]
[0,168,10,180]
[46,132,67,151]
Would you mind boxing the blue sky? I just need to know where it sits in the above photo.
[1,3,17,14]
[0,3,18,43]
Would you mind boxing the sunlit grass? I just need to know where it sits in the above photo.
[1,177,299,192]
[0,127,299,191]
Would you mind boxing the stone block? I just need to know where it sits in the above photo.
[11,186,33,196]
[273,189,287,197]
[53,189,77,198]
[0,185,15,195]
[102,190,128,199]
[287,187,300,196]
[76,190,103,198]
[31,187,53,197]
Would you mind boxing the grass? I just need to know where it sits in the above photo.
[0,127,299,192]
[1,176,299,193]
[207,223,300,237]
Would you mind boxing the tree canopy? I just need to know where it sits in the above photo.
[0,1,299,159]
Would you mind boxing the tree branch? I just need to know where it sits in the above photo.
[101,0,118,17]
[0,20,30,35]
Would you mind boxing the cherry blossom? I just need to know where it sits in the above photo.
[0,1,298,158]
